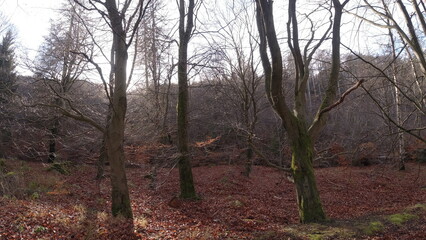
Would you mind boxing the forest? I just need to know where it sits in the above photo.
[0,0,425,239]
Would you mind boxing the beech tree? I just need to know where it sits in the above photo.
[211,1,264,176]
[73,0,151,218]
[177,0,197,199]
[34,5,92,163]
[255,0,351,223]
[137,0,175,141]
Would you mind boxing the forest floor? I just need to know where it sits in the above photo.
[0,147,426,240]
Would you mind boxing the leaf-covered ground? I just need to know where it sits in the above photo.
[0,156,425,239]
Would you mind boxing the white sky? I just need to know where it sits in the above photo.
[0,0,383,77]
[1,0,64,74]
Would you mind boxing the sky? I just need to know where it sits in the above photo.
[0,0,380,77]
[0,0,64,74]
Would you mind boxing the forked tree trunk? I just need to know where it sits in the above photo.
[256,0,348,223]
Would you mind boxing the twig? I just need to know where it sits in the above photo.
[248,143,292,173]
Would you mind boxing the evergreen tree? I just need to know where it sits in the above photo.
[0,29,16,157]
[0,29,16,103]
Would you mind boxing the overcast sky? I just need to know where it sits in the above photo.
[1,0,64,73]
[0,0,377,76]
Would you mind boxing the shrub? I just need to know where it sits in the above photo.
[415,149,426,163]
[0,170,25,198]
[47,161,71,175]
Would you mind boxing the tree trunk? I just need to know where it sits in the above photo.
[177,0,197,199]
[47,117,59,163]
[104,0,132,218]
[96,106,112,179]
[243,137,254,177]
[48,97,63,163]
[106,38,132,218]
[388,26,405,170]
[96,133,107,179]
[177,43,196,198]
[290,122,325,223]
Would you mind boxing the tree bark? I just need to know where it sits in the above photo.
[104,0,133,218]
[290,120,325,223]
[47,117,59,163]
[177,0,197,199]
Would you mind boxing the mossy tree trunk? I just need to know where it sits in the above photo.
[255,0,348,223]
[177,0,197,199]
[290,121,325,223]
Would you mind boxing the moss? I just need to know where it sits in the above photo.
[47,162,70,175]
[308,233,324,240]
[5,171,16,176]
[388,213,418,225]
[242,218,265,224]
[284,223,355,240]
[363,221,384,235]
[32,225,47,233]
[407,203,426,212]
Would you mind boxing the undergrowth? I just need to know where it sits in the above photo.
[0,158,60,199]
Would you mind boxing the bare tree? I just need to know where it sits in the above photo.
[349,0,426,157]
[33,4,92,163]
[137,0,175,141]
[211,0,265,176]
[255,0,351,223]
[177,0,197,199]
[73,0,152,218]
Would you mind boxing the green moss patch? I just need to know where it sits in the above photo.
[47,161,71,175]
[388,213,418,225]
[406,203,426,212]
[362,221,384,235]
[283,223,356,240]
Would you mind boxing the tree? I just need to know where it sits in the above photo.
[177,0,197,199]
[0,29,16,103]
[137,0,175,142]
[211,0,265,176]
[349,0,426,160]
[34,5,92,163]
[73,0,152,218]
[255,0,351,223]
[0,29,17,158]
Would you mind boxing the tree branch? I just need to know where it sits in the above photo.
[317,79,365,119]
